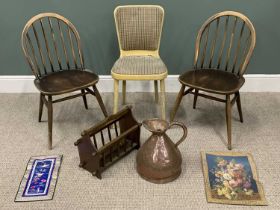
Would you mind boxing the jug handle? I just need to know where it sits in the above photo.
[169,122,188,147]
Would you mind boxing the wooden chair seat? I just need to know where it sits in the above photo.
[22,13,108,149]
[34,70,99,95]
[179,69,245,95]
[170,11,256,150]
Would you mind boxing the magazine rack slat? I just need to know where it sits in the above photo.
[75,106,141,179]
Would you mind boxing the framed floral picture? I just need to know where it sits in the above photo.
[201,152,267,205]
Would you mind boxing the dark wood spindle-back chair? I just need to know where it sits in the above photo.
[170,11,256,150]
[21,13,108,149]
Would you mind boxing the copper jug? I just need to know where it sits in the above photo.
[136,119,187,184]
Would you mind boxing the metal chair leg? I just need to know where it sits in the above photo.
[235,91,243,123]
[113,79,119,114]
[226,95,232,150]
[170,85,185,122]
[92,85,108,118]
[193,89,199,109]
[81,89,88,109]
[39,93,44,122]
[47,95,53,150]
[160,79,166,120]
[154,80,159,103]
[122,80,126,105]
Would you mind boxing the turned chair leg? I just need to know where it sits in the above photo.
[154,80,159,103]
[38,93,44,122]
[81,89,88,110]
[226,95,232,150]
[92,85,108,118]
[170,85,185,122]
[113,79,119,114]
[160,79,166,120]
[47,95,53,150]
[193,89,199,109]
[95,170,102,179]
[235,91,243,123]
[122,80,126,105]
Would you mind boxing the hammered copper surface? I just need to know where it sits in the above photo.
[136,119,187,184]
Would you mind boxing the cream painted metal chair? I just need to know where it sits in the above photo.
[111,5,168,119]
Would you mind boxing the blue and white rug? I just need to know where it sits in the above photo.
[15,155,62,202]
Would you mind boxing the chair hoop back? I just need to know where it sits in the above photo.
[194,11,256,75]
[114,5,164,56]
[21,13,85,79]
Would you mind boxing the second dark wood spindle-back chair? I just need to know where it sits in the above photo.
[21,13,108,149]
[170,11,256,150]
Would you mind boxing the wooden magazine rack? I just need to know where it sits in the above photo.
[75,106,141,179]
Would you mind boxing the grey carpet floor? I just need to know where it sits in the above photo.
[0,92,279,209]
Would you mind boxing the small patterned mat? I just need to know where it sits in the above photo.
[201,152,267,206]
[15,155,62,202]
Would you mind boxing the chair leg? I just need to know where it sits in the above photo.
[160,79,166,120]
[81,89,88,110]
[47,95,53,150]
[226,95,232,150]
[92,85,108,118]
[235,91,243,123]
[95,170,102,179]
[122,80,126,105]
[113,79,119,114]
[154,80,159,103]
[38,93,44,122]
[193,89,199,109]
[170,85,185,122]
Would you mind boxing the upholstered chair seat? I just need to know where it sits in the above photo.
[112,5,167,119]
[112,56,167,75]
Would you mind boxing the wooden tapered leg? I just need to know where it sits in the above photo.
[39,93,44,122]
[113,79,119,114]
[160,79,166,120]
[235,91,243,123]
[79,161,85,168]
[81,89,88,110]
[122,80,126,105]
[193,89,199,109]
[170,85,185,122]
[154,80,159,103]
[47,95,53,150]
[92,85,108,118]
[226,95,232,150]
[95,170,102,179]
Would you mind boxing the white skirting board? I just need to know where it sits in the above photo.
[0,74,280,93]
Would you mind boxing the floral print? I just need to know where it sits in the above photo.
[207,155,259,200]
[23,159,55,196]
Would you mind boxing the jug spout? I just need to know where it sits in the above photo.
[142,118,169,134]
